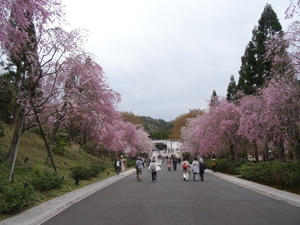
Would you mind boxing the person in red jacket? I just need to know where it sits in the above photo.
[182,158,190,181]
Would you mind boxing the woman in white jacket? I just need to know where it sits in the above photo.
[191,158,200,181]
[148,157,161,183]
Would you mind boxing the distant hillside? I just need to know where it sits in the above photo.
[118,112,174,139]
[140,116,173,138]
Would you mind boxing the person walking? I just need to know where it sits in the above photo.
[148,158,161,183]
[120,155,127,175]
[173,156,178,171]
[147,157,151,167]
[211,156,217,173]
[114,157,121,176]
[166,156,172,171]
[182,158,190,181]
[135,157,143,182]
[191,158,200,182]
[199,158,206,181]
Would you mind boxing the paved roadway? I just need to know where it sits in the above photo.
[1,163,300,225]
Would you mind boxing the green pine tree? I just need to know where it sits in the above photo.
[237,3,283,95]
[226,75,237,102]
[209,90,218,107]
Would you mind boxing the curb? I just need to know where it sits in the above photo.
[206,169,300,208]
[0,169,136,225]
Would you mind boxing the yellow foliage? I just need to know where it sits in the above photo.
[169,109,204,140]
[119,111,143,125]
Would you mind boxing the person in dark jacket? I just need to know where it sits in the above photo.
[199,158,206,181]
[114,157,121,176]
[173,156,178,171]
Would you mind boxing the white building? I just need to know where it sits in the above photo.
[152,139,182,151]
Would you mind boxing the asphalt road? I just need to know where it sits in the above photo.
[41,163,300,225]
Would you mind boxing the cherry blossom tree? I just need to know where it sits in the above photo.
[237,94,268,161]
[283,1,300,77]
[1,1,154,180]
[285,0,300,19]
[181,97,241,160]
[181,113,221,158]
[260,77,300,161]
[0,0,67,165]
[100,116,153,156]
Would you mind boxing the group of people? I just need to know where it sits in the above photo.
[182,158,206,181]
[113,155,127,176]
[165,155,180,171]
[137,156,216,183]
[134,156,162,183]
[115,155,217,183]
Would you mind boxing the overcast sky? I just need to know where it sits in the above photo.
[62,0,294,121]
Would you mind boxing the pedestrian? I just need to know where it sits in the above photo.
[211,156,217,173]
[191,158,200,181]
[182,158,190,181]
[173,156,178,171]
[114,157,121,176]
[148,157,161,183]
[166,156,171,171]
[199,158,206,181]
[142,158,146,167]
[147,157,151,167]
[135,157,143,182]
[120,155,127,175]
[178,156,181,165]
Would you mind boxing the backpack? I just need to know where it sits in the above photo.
[151,164,156,171]
[183,163,188,170]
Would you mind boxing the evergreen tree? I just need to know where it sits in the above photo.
[237,4,283,95]
[226,75,237,102]
[0,73,15,124]
[209,90,218,107]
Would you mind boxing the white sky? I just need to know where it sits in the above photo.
[61,0,295,121]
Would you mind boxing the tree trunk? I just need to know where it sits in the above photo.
[78,129,83,154]
[254,141,259,162]
[48,119,61,156]
[8,107,26,181]
[7,107,26,163]
[264,139,269,162]
[230,144,234,161]
[291,143,297,162]
[277,139,286,162]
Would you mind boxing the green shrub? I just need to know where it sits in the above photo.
[238,161,300,186]
[54,139,67,155]
[0,121,5,138]
[282,162,300,186]
[237,162,270,181]
[126,158,136,168]
[0,182,35,214]
[71,166,91,180]
[71,164,105,181]
[82,144,93,155]
[89,164,106,177]
[30,168,64,191]
[205,159,249,174]
[227,160,247,174]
